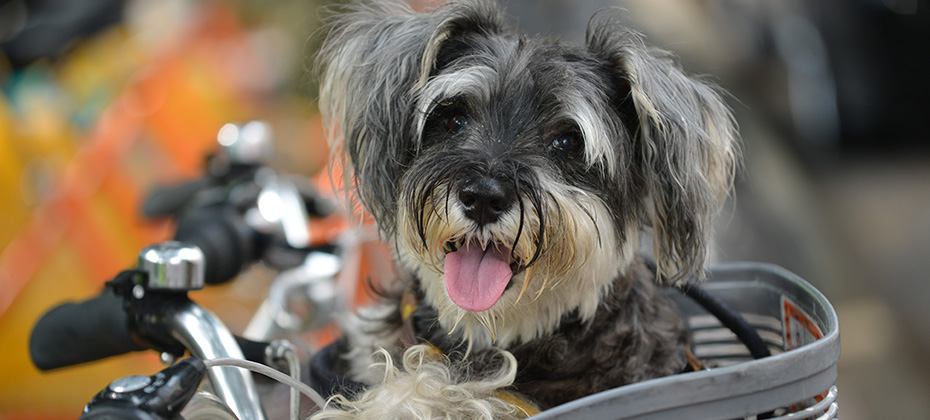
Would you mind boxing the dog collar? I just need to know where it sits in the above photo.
[399,288,420,348]
[399,288,541,417]
[682,345,706,372]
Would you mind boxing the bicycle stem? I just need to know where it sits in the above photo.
[166,300,267,420]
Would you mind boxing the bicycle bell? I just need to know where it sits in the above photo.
[138,242,206,291]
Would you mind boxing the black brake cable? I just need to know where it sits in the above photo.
[646,259,772,360]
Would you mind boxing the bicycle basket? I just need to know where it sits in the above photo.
[532,262,840,420]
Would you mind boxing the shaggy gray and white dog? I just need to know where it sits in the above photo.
[313,0,738,418]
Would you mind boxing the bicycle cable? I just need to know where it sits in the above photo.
[204,358,329,418]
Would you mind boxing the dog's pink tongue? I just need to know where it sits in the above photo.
[444,242,512,312]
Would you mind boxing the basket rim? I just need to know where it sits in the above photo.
[531,262,841,419]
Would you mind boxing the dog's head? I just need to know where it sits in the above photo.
[319,0,738,349]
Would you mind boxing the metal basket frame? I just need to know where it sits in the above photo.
[531,263,841,420]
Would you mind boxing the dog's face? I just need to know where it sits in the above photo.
[320,0,737,349]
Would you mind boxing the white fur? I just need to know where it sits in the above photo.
[311,345,528,420]
[562,88,619,175]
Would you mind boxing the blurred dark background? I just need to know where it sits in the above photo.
[2,0,929,418]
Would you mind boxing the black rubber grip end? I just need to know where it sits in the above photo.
[29,292,145,371]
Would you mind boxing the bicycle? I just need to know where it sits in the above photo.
[28,122,841,420]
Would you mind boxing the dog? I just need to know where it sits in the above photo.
[312,0,738,418]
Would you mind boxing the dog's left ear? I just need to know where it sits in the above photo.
[586,13,739,284]
[317,0,504,236]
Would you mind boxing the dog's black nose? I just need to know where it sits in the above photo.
[458,176,516,226]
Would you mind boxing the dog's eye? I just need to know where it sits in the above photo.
[550,133,583,154]
[447,114,469,134]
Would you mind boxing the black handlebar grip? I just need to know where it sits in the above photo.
[173,206,256,285]
[143,179,209,218]
[29,292,145,371]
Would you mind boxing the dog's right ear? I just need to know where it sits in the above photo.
[317,0,503,235]
[585,11,739,285]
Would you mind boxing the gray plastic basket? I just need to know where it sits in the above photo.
[532,262,840,420]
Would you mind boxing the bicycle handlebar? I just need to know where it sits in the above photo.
[29,291,144,371]
[142,179,210,218]
[30,284,268,420]
[30,289,274,372]
[173,205,257,285]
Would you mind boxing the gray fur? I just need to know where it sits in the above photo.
[316,0,739,414]
[586,12,739,283]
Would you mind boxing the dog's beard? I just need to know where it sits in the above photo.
[395,172,639,351]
